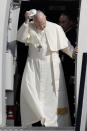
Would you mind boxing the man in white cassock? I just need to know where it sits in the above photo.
[17,10,77,127]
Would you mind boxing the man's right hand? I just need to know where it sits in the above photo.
[25,11,30,24]
[25,9,37,24]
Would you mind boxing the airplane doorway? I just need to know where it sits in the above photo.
[14,0,80,127]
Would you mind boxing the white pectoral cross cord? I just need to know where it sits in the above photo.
[37,29,46,52]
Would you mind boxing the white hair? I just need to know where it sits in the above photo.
[34,10,46,20]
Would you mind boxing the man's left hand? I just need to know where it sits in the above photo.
[72,46,78,59]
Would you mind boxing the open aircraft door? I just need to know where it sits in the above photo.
[0,0,87,131]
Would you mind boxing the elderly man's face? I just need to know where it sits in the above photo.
[34,15,46,30]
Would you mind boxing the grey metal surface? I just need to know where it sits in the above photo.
[0,0,11,126]
[0,127,75,131]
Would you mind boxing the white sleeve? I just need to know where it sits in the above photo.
[17,23,30,43]
[61,40,74,58]
[61,47,72,58]
[68,41,74,52]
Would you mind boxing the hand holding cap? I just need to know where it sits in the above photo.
[29,9,37,18]
[25,9,37,23]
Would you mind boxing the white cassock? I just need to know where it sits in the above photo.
[17,21,72,127]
